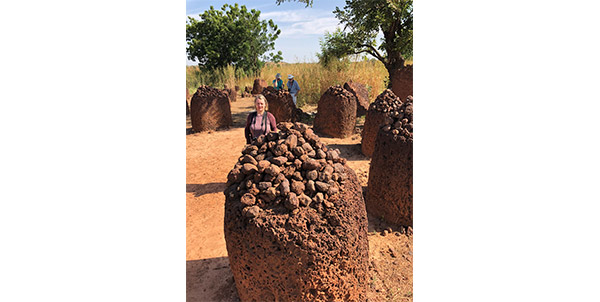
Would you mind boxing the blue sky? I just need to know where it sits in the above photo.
[186,0,347,65]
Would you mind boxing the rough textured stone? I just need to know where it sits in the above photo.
[314,192,325,203]
[365,96,413,227]
[273,144,288,157]
[241,163,258,175]
[242,145,258,155]
[223,88,237,103]
[257,160,271,173]
[279,178,290,195]
[298,193,312,207]
[224,164,368,302]
[343,81,369,116]
[240,154,258,166]
[242,205,261,218]
[261,86,298,122]
[240,193,256,206]
[302,159,320,170]
[226,168,243,185]
[258,182,272,190]
[313,85,357,138]
[290,180,305,195]
[285,134,298,149]
[316,149,326,159]
[190,85,233,132]
[252,78,268,95]
[284,192,300,210]
[315,181,329,192]
[186,88,191,116]
[390,65,413,100]
[270,156,287,166]
[224,122,369,301]
[361,89,402,157]
[265,165,281,176]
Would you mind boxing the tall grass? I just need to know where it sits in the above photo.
[186,59,392,108]
[186,65,237,92]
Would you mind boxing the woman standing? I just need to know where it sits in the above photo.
[244,95,277,144]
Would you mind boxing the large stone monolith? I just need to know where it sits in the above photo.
[224,122,369,301]
[391,65,413,100]
[190,85,233,132]
[252,78,268,95]
[361,89,402,157]
[262,86,298,122]
[313,85,357,138]
[366,96,413,227]
[343,81,369,117]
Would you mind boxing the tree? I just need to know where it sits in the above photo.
[319,0,413,89]
[186,4,283,75]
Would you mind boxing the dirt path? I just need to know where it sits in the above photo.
[186,96,412,301]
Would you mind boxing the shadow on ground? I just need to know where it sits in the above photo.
[187,258,240,302]
[186,124,246,136]
[327,142,369,162]
[186,183,227,197]
[366,212,409,233]
[231,111,251,128]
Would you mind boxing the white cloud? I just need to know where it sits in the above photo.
[260,9,332,23]
[260,9,341,37]
[279,17,340,37]
[187,9,341,37]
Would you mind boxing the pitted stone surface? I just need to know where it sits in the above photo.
[252,78,268,95]
[366,95,413,227]
[261,86,298,122]
[361,89,402,157]
[313,85,357,138]
[190,85,233,132]
[186,88,191,116]
[391,65,413,100]
[223,88,237,102]
[344,81,369,117]
[224,122,369,301]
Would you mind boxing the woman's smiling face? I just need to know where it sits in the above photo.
[255,98,265,113]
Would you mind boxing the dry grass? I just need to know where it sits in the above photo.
[186,59,397,109]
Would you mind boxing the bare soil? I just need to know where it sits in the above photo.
[187,96,412,301]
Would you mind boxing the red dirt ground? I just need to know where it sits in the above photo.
[187,96,413,301]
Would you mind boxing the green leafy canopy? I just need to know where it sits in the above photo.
[186,4,283,75]
[319,0,412,71]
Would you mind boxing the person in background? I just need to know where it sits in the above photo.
[244,95,277,144]
[272,73,283,91]
[287,74,300,106]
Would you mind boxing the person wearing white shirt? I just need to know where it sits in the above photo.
[286,74,301,106]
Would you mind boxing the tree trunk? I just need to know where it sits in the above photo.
[382,22,411,99]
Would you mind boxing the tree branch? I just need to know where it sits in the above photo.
[359,44,385,62]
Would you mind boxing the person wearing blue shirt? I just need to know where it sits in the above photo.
[287,74,300,106]
[272,73,284,91]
